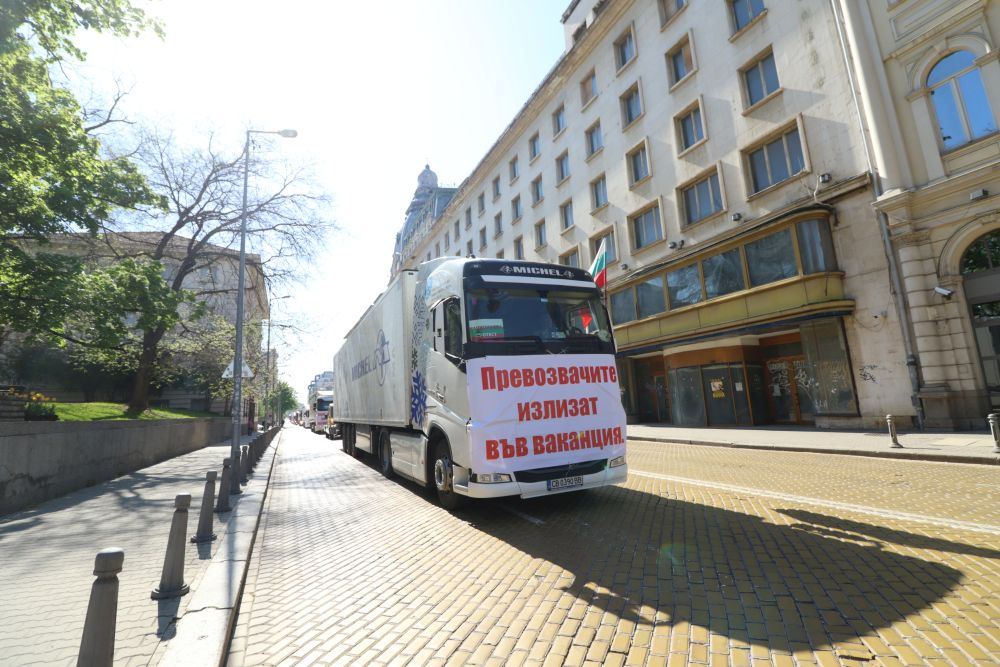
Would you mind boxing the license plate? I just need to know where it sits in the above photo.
[547,475,584,491]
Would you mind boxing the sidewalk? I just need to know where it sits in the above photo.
[0,429,276,667]
[627,422,1000,464]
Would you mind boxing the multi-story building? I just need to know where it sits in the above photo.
[392,0,999,430]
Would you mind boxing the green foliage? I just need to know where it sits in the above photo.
[273,380,297,418]
[53,402,215,421]
[23,391,57,419]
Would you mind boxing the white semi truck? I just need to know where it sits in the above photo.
[332,258,627,508]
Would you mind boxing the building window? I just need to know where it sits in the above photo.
[745,228,797,286]
[702,248,745,298]
[631,204,663,249]
[535,220,547,247]
[636,276,666,318]
[621,84,643,126]
[560,200,574,230]
[560,248,580,268]
[591,174,608,210]
[529,132,541,160]
[796,218,837,273]
[552,105,566,136]
[681,170,723,225]
[434,242,440,258]
[509,156,519,182]
[444,231,450,250]
[627,143,650,186]
[667,264,703,308]
[667,37,694,86]
[747,126,805,193]
[614,27,636,71]
[497,249,505,259]
[494,212,503,237]
[426,252,431,262]
[479,227,487,249]
[611,288,636,324]
[511,195,522,222]
[676,103,704,151]
[592,230,617,264]
[514,236,524,260]
[467,239,473,255]
[743,50,779,107]
[531,175,544,204]
[927,50,997,151]
[454,219,460,239]
[465,207,472,228]
[586,121,603,156]
[477,193,485,215]
[581,69,598,106]
[657,0,686,25]
[731,0,765,32]
[556,151,571,182]
[492,176,501,200]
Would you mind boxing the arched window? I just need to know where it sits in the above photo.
[961,229,1000,274]
[928,51,997,151]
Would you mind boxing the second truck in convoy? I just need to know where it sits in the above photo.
[333,257,627,508]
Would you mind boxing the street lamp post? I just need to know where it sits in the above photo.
[231,128,296,493]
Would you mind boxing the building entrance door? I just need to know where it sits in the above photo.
[635,357,670,422]
[764,357,814,424]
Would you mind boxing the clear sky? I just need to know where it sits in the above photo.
[72,0,569,404]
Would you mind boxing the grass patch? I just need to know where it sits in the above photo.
[54,402,220,421]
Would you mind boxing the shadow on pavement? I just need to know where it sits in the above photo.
[452,480,969,652]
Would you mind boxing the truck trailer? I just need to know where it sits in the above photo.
[333,257,627,508]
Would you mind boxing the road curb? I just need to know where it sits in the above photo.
[156,428,283,666]
[629,435,1000,466]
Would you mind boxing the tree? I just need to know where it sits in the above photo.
[272,380,297,421]
[101,129,333,412]
[0,1,162,339]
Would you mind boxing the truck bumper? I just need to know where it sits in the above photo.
[462,462,628,499]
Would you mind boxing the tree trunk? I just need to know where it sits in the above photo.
[127,328,165,413]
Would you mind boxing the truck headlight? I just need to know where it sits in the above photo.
[474,472,512,484]
[609,455,626,468]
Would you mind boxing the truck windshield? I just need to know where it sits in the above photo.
[316,398,332,412]
[465,287,614,356]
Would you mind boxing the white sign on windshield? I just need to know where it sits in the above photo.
[466,354,627,475]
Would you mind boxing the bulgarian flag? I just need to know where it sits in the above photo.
[588,237,608,288]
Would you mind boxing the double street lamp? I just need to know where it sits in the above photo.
[230,128,296,492]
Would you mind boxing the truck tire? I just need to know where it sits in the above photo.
[432,440,464,510]
[378,430,394,478]
[341,424,351,454]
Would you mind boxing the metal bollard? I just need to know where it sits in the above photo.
[215,459,233,512]
[248,439,258,473]
[989,413,999,454]
[151,495,192,599]
[886,414,902,448]
[192,471,218,543]
[77,548,124,667]
[240,445,250,484]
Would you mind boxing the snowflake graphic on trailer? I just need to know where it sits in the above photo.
[410,371,428,425]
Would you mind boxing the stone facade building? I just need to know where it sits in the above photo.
[392,0,1000,430]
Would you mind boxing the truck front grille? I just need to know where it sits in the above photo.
[513,459,607,483]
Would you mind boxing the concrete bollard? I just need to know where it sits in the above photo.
[989,413,999,454]
[77,548,124,667]
[215,459,233,512]
[886,414,902,448]
[191,471,218,543]
[240,445,250,484]
[151,494,192,599]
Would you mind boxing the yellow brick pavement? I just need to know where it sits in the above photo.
[231,430,1000,666]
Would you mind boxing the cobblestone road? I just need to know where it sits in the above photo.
[231,428,1000,667]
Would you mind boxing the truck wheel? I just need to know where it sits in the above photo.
[433,440,464,510]
[378,431,394,478]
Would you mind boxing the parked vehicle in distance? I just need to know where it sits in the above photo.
[333,258,627,509]
[312,390,333,434]
[324,403,341,440]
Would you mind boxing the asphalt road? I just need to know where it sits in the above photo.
[229,426,1000,667]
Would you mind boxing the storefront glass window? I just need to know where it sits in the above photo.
[667,264,703,308]
[669,366,706,426]
[636,276,666,319]
[746,228,797,286]
[796,219,837,274]
[610,289,636,324]
[702,248,745,299]
[798,319,857,414]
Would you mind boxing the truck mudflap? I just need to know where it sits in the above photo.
[459,459,628,500]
